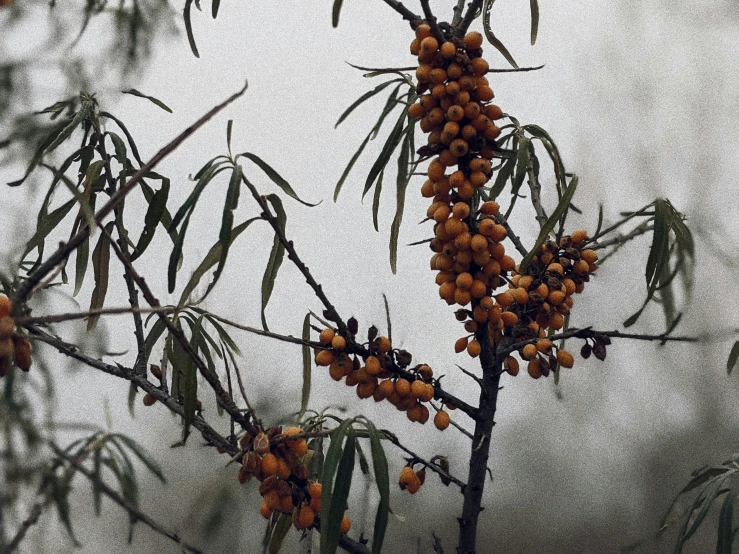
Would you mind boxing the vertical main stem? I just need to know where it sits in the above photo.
[457,335,503,554]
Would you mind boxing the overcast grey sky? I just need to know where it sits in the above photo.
[2,1,739,552]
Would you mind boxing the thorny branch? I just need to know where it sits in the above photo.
[14,305,177,326]
[456,0,484,35]
[592,221,653,251]
[50,444,205,554]
[383,430,467,489]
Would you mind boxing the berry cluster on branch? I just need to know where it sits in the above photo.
[0,294,32,377]
[314,322,456,430]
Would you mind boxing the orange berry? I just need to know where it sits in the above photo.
[454,288,472,306]
[277,457,291,480]
[454,336,469,353]
[315,349,335,367]
[0,295,12,318]
[377,336,392,354]
[547,262,564,275]
[548,290,566,306]
[470,234,488,252]
[447,105,465,122]
[434,410,451,431]
[260,500,273,519]
[500,311,519,326]
[280,495,294,512]
[265,490,281,511]
[455,272,473,290]
[340,514,352,534]
[550,312,565,330]
[395,378,411,397]
[527,359,543,379]
[0,316,15,339]
[408,103,425,119]
[580,249,598,264]
[467,339,481,357]
[512,287,529,304]
[429,68,447,84]
[319,328,335,345]
[571,229,588,244]
[471,57,489,76]
[420,36,439,54]
[298,505,315,528]
[329,362,345,381]
[522,344,538,360]
[536,339,554,353]
[142,393,157,406]
[470,279,487,299]
[500,255,516,271]
[331,335,346,351]
[365,355,382,375]
[410,379,427,399]
[261,453,278,476]
[476,86,495,103]
[557,349,574,368]
[464,31,483,50]
[504,356,520,376]
[440,41,457,59]
[308,481,322,498]
[485,104,503,120]
[495,290,514,308]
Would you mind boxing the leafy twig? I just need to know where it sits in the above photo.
[4,503,44,554]
[50,443,205,554]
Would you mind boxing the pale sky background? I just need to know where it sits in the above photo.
[2,1,739,553]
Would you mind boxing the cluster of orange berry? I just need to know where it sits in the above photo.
[399,465,426,494]
[495,232,598,377]
[0,294,32,378]
[314,322,454,430]
[237,426,351,533]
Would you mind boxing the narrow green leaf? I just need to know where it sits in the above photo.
[92,447,102,515]
[364,421,390,554]
[52,474,81,546]
[7,119,71,187]
[44,100,93,155]
[322,430,356,554]
[482,0,519,68]
[23,198,76,259]
[519,175,578,272]
[320,420,353,553]
[240,153,318,207]
[300,313,311,419]
[127,383,137,419]
[363,114,406,200]
[178,218,259,307]
[212,165,243,292]
[717,490,736,554]
[335,79,401,128]
[144,317,167,364]
[88,221,115,331]
[334,132,371,202]
[111,434,166,483]
[389,126,411,274]
[73,234,90,297]
[108,132,128,165]
[678,475,731,549]
[122,89,173,113]
[100,112,144,165]
[529,0,539,45]
[132,179,170,260]
[267,513,293,554]
[226,119,233,153]
[332,0,343,27]
[372,169,383,232]
[184,0,200,58]
[728,342,739,375]
[183,319,202,441]
[261,195,286,331]
[211,0,220,18]
[511,136,531,195]
[489,156,515,199]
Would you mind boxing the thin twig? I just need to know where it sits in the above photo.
[592,221,653,251]
[14,305,177,326]
[526,157,548,229]
[456,0,484,35]
[3,503,44,554]
[420,0,443,40]
[14,80,249,305]
[380,0,420,24]
[225,348,255,417]
[591,202,654,241]
[50,444,204,554]
[241,174,347,336]
[382,430,467,490]
[494,211,528,258]
[451,0,466,26]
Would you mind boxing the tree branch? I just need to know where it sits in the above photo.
[14,305,177,326]
[592,221,653,251]
[28,326,239,455]
[380,0,420,24]
[455,0,484,35]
